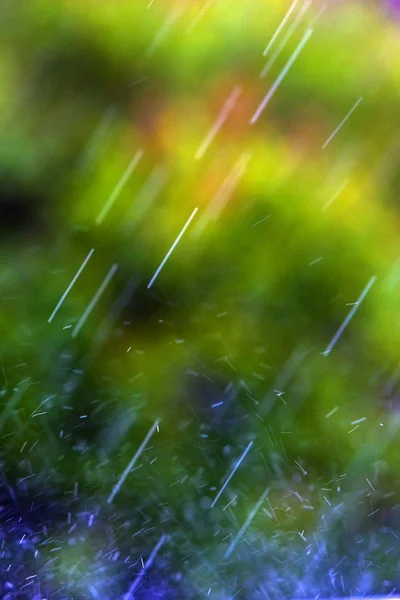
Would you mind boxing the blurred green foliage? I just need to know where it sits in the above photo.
[1,0,400,597]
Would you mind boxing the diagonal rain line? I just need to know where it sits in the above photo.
[263,0,301,56]
[96,150,143,225]
[323,275,376,355]
[251,27,313,125]
[322,97,363,150]
[107,418,160,504]
[147,207,198,289]
[71,263,118,339]
[224,486,271,558]
[211,441,253,508]
[48,249,94,323]
[195,86,242,160]
[123,534,167,599]
[260,0,311,79]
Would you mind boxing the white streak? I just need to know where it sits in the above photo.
[107,418,160,504]
[323,275,376,355]
[260,0,311,79]
[351,417,366,425]
[325,406,339,419]
[322,179,348,212]
[147,208,198,289]
[146,9,180,57]
[123,534,167,599]
[224,486,271,558]
[195,86,242,160]
[251,28,313,125]
[48,249,94,323]
[263,0,300,56]
[79,106,116,170]
[209,153,250,218]
[195,152,250,235]
[211,441,253,508]
[126,164,168,228]
[186,0,213,34]
[322,97,363,150]
[96,150,143,225]
[252,215,270,227]
[72,264,118,339]
[310,2,327,27]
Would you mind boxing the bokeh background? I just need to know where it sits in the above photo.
[1,0,400,598]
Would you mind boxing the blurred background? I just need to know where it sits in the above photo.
[1,0,400,598]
